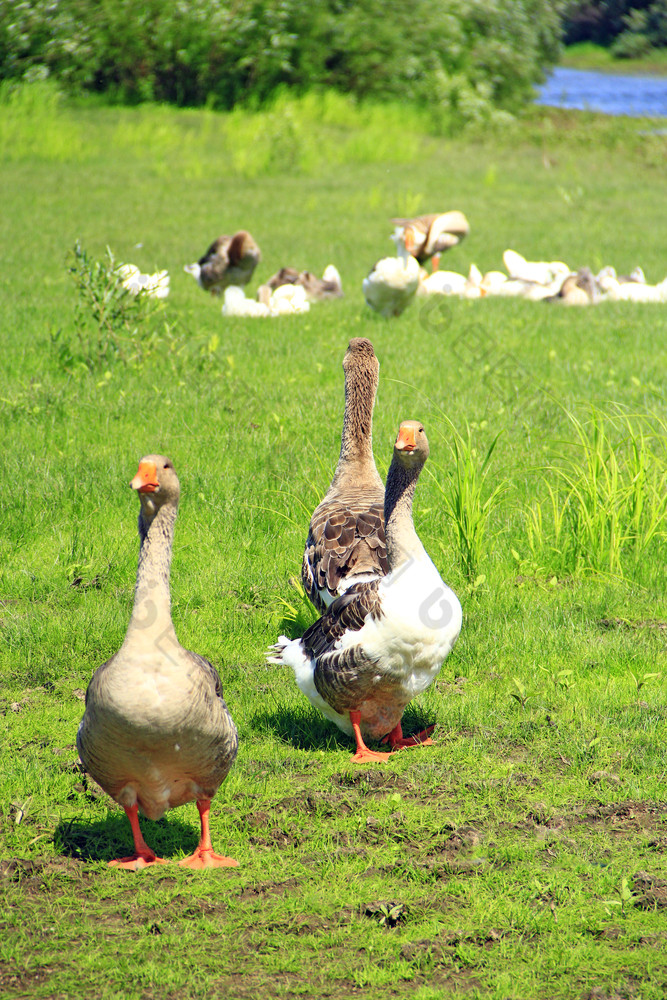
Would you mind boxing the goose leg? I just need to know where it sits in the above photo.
[108,804,167,870]
[179,800,239,869]
[431,254,440,273]
[350,710,391,763]
[382,723,435,750]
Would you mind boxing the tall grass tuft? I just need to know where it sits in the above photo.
[526,404,667,580]
[429,424,508,584]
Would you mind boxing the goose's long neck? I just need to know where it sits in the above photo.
[125,502,178,643]
[331,369,382,491]
[396,240,411,267]
[384,459,427,568]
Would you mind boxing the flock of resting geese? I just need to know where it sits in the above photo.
[77,338,462,869]
[119,210,667,316]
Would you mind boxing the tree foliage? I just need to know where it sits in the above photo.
[563,1,667,52]
[0,0,564,115]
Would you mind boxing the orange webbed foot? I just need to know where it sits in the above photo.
[382,724,435,751]
[349,710,392,763]
[179,848,239,870]
[108,852,167,870]
[351,748,393,764]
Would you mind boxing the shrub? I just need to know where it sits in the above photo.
[0,0,564,119]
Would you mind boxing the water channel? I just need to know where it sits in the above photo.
[536,65,667,117]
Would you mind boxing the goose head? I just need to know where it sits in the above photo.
[131,455,180,519]
[401,225,417,255]
[343,337,379,379]
[394,420,429,469]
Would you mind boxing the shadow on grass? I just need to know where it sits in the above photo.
[250,701,436,752]
[54,812,199,863]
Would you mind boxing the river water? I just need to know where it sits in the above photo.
[536,65,667,117]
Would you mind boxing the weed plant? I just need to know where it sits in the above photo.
[526,404,667,580]
[0,90,666,1000]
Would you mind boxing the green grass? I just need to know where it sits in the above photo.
[1,86,666,999]
[561,41,667,75]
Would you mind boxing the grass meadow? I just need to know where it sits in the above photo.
[1,84,666,999]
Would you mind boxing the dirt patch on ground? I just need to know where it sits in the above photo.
[598,617,667,633]
[0,856,88,894]
[330,770,421,795]
[0,959,64,996]
[632,871,667,909]
[236,876,300,901]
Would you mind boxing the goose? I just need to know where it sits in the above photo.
[223,284,311,317]
[599,273,667,302]
[363,233,420,317]
[549,267,600,306]
[184,230,261,295]
[77,456,238,870]
[117,263,170,299]
[392,212,470,272]
[270,421,462,762]
[258,264,343,302]
[479,270,511,296]
[223,286,272,317]
[503,249,570,287]
[596,265,647,286]
[417,268,467,297]
[302,338,388,613]
[462,263,485,299]
[265,283,311,315]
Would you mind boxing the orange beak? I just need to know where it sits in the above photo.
[131,459,159,493]
[396,425,416,452]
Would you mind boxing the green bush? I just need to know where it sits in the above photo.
[564,1,667,49]
[0,0,564,119]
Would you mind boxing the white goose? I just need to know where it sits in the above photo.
[598,269,667,302]
[77,456,238,870]
[222,283,310,317]
[363,233,420,317]
[417,268,467,297]
[117,263,170,299]
[503,249,571,287]
[271,421,462,762]
[302,338,388,613]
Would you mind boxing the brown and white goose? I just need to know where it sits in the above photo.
[258,264,343,303]
[77,456,238,870]
[392,211,470,273]
[184,230,261,295]
[302,338,388,614]
[271,422,462,762]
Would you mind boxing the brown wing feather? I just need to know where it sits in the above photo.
[300,582,385,714]
[301,500,388,613]
[391,214,438,233]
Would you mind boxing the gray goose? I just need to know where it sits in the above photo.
[302,338,388,613]
[77,456,238,870]
[391,211,470,272]
[184,229,261,295]
[271,422,462,762]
